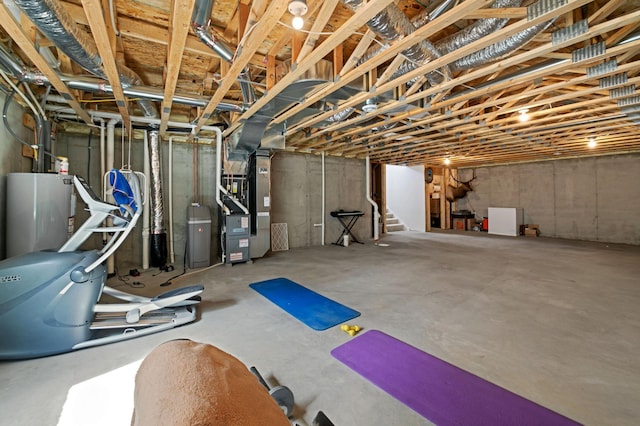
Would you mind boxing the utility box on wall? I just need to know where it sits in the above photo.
[187,205,211,269]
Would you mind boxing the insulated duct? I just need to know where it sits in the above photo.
[341,0,448,84]
[148,130,167,267]
[435,0,523,55]
[451,19,555,71]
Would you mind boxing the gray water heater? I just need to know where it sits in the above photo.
[6,173,74,258]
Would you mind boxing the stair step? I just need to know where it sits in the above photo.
[386,218,399,225]
[387,223,405,232]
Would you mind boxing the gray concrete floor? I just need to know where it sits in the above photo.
[1,230,639,425]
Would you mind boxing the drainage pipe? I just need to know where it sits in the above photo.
[365,156,380,243]
[215,137,228,214]
[98,118,105,189]
[168,136,175,264]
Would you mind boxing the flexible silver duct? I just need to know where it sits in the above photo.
[191,0,256,106]
[342,0,449,83]
[451,19,555,71]
[14,0,157,118]
[435,0,523,55]
[148,130,164,235]
[13,0,103,76]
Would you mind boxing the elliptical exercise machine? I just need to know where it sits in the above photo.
[0,170,203,360]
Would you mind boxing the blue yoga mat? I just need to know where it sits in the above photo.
[249,278,360,330]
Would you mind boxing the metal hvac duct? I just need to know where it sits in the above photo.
[191,0,256,106]
[341,0,448,85]
[435,0,523,54]
[148,130,167,267]
[451,19,555,71]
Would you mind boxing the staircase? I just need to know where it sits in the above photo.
[385,209,405,232]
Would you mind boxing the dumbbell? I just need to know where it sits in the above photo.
[249,366,295,417]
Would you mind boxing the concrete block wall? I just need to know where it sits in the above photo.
[270,152,371,248]
[457,154,640,245]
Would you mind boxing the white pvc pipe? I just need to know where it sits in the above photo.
[99,118,105,187]
[215,137,230,216]
[168,136,175,264]
[321,151,326,246]
[366,156,380,243]
[106,118,119,274]
[142,131,150,270]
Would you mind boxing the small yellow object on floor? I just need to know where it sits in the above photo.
[340,324,362,336]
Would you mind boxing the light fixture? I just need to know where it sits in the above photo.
[588,137,597,148]
[518,109,530,122]
[288,0,308,30]
[444,158,451,165]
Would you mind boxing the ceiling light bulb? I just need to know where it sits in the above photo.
[292,15,304,30]
[588,138,597,148]
[444,158,451,165]
[518,109,529,122]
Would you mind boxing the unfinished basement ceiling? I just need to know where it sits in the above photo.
[1,0,639,166]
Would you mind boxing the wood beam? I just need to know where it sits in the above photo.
[81,0,130,130]
[159,0,196,135]
[296,0,341,63]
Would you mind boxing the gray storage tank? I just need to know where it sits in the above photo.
[187,204,211,269]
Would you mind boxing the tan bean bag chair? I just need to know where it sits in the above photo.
[131,339,290,426]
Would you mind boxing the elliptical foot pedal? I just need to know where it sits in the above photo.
[311,411,334,426]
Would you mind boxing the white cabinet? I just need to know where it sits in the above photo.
[488,207,523,236]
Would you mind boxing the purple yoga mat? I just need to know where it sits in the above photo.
[331,330,580,426]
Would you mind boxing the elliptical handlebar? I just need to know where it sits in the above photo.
[59,173,143,275]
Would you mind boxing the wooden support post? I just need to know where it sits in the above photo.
[440,168,447,229]
[266,54,276,90]
[292,30,303,63]
[443,168,451,229]
[333,44,343,78]
[380,164,386,234]
[426,185,431,232]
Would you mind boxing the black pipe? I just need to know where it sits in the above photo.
[150,233,167,267]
